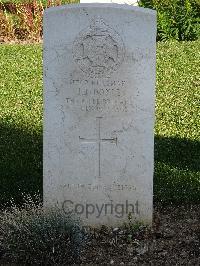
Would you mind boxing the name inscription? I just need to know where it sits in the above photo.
[65,78,134,113]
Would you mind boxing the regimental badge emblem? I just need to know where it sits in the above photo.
[72,18,125,78]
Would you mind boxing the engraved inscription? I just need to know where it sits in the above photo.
[64,182,136,191]
[79,117,117,178]
[65,79,134,113]
[73,17,125,77]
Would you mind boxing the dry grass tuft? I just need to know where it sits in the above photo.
[0,196,85,264]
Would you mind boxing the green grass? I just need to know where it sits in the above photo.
[155,41,200,204]
[0,45,42,207]
[0,41,199,207]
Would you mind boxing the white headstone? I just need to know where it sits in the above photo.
[43,4,156,227]
[80,0,138,5]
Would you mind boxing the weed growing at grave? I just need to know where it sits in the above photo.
[123,215,148,243]
[0,197,85,264]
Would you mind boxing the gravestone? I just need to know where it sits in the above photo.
[80,0,138,5]
[43,4,156,226]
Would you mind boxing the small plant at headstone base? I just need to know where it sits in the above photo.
[123,213,150,243]
[0,197,86,264]
[139,0,200,41]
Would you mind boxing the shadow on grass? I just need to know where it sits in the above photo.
[0,122,42,209]
[154,135,200,204]
[0,122,199,208]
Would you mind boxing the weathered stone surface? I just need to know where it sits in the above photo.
[43,4,156,226]
[80,0,138,5]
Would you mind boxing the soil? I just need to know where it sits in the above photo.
[80,205,200,265]
[0,204,199,265]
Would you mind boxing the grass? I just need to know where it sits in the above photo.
[0,44,42,207]
[155,41,200,203]
[0,41,199,207]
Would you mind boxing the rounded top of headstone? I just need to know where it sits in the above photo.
[44,4,156,16]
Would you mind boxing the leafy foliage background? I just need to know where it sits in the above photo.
[139,0,200,41]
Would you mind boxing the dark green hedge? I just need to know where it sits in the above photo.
[139,0,200,41]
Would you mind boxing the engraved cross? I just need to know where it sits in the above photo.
[79,117,117,178]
